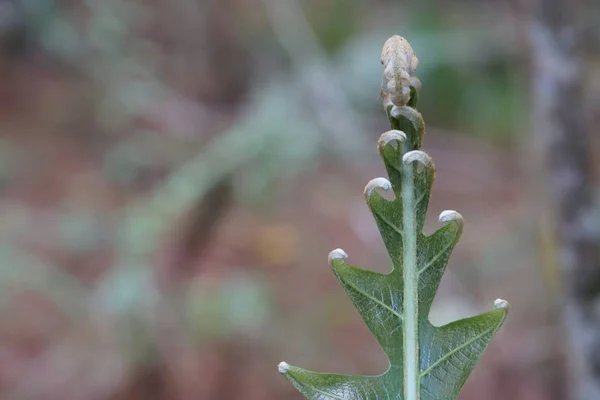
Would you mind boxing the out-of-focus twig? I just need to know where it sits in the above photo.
[259,0,371,155]
[116,108,276,260]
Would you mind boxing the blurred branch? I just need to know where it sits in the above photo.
[116,105,277,259]
[259,0,371,154]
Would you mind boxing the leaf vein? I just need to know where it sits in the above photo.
[418,240,455,276]
[307,386,346,400]
[419,326,495,379]
[373,209,403,237]
[343,280,403,322]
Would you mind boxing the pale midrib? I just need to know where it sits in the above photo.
[401,161,419,400]
[388,166,428,210]
[419,325,496,379]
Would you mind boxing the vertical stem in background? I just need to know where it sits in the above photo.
[402,155,419,400]
[531,1,600,398]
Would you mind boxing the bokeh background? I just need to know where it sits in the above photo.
[0,0,599,399]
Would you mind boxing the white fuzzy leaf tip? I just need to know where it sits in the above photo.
[439,210,463,224]
[402,150,432,167]
[439,210,464,234]
[494,298,510,310]
[328,248,348,266]
[278,362,290,374]
[378,130,406,153]
[364,177,392,199]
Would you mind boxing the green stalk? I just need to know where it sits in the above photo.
[401,152,419,400]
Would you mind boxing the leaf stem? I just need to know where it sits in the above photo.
[402,155,420,400]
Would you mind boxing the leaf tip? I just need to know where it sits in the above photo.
[378,130,406,154]
[328,248,348,267]
[439,210,464,234]
[389,105,402,119]
[278,361,291,374]
[494,298,510,311]
[363,177,392,199]
[402,150,432,167]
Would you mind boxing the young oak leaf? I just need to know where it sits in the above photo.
[278,35,509,400]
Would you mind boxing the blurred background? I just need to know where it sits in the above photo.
[0,0,599,399]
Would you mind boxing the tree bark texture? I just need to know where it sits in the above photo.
[531,1,600,398]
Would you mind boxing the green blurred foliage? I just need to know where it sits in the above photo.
[303,0,361,53]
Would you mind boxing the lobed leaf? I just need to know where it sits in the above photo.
[279,35,508,400]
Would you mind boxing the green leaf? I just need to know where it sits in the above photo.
[278,36,508,400]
